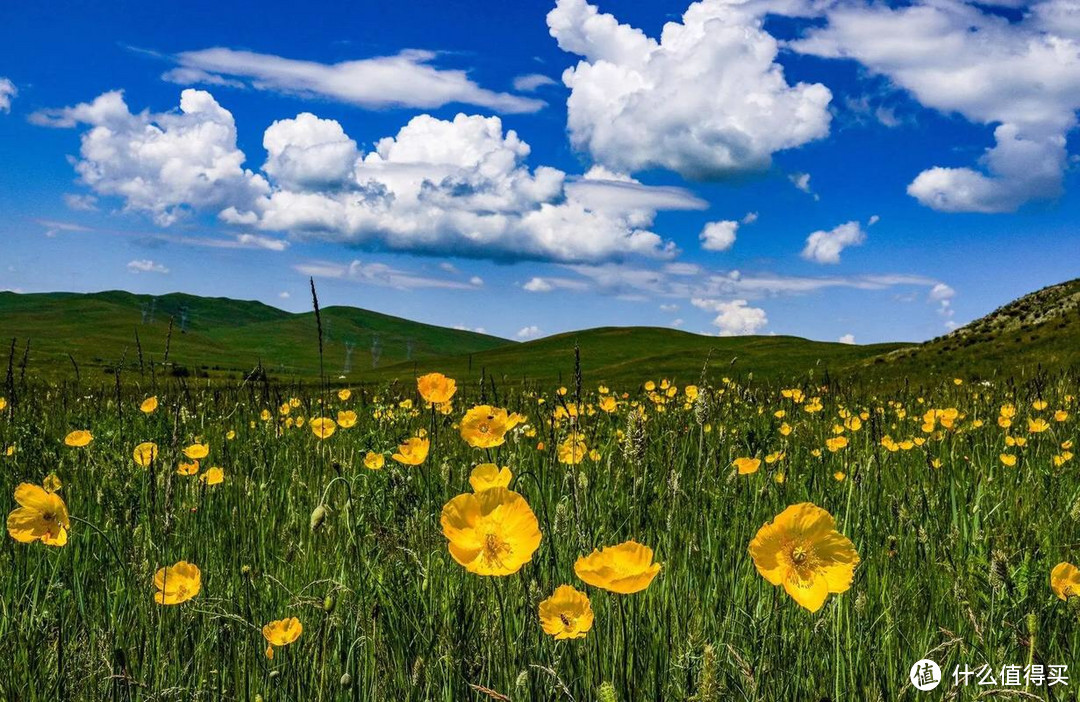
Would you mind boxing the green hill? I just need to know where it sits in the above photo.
[864,278,1080,380]
[0,290,508,380]
[372,326,907,387]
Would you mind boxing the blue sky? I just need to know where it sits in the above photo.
[1,0,1078,343]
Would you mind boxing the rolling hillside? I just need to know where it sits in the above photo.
[372,326,907,387]
[0,290,508,380]
[865,278,1080,379]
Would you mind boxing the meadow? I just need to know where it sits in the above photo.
[2,366,1080,701]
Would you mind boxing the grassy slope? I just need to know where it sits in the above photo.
[373,326,909,386]
[0,291,508,380]
[863,278,1080,380]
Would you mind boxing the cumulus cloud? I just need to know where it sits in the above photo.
[127,259,169,274]
[929,282,957,328]
[801,221,866,264]
[31,90,269,226]
[691,298,768,336]
[0,78,16,113]
[699,220,739,252]
[838,333,856,345]
[546,0,832,179]
[169,47,544,113]
[39,91,685,264]
[516,325,543,339]
[793,0,1080,212]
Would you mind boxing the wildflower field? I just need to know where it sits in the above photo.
[3,368,1080,701]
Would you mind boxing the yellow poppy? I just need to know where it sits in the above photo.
[338,388,352,401]
[999,453,1017,467]
[140,396,158,414]
[262,617,303,659]
[183,443,209,460]
[0,397,6,411]
[748,502,860,612]
[65,430,93,447]
[363,451,385,470]
[469,463,513,492]
[200,467,224,485]
[1028,418,1050,433]
[392,437,429,466]
[733,457,760,475]
[1051,562,1080,600]
[177,460,200,476]
[574,541,662,594]
[460,405,525,449]
[133,442,159,467]
[539,585,594,640]
[42,473,62,493]
[440,488,541,576]
[417,372,457,405]
[557,435,588,465]
[825,436,849,452]
[310,417,337,439]
[152,561,201,605]
[7,482,70,546]
[336,410,357,429]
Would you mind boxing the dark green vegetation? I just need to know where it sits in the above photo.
[0,290,904,386]
[869,278,1080,380]
[0,290,507,380]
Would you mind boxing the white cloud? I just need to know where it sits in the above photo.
[789,172,813,193]
[659,303,679,312]
[929,282,955,301]
[522,276,589,293]
[513,73,558,92]
[516,325,543,340]
[296,259,479,290]
[40,91,680,264]
[37,219,93,237]
[691,298,768,336]
[867,214,879,226]
[0,78,16,113]
[699,220,739,252]
[454,324,489,334]
[170,47,544,113]
[127,259,169,274]
[63,193,98,211]
[929,283,956,328]
[838,333,856,345]
[31,89,269,226]
[546,0,832,179]
[801,221,866,264]
[522,277,551,292]
[279,291,291,299]
[793,0,1080,212]
[741,211,759,225]
[469,276,484,287]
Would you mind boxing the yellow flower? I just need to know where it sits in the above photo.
[1028,417,1050,433]
[133,442,159,467]
[338,388,352,401]
[833,471,846,482]
[1051,562,1080,600]
[262,617,303,659]
[140,396,159,414]
[574,541,661,594]
[440,488,542,576]
[418,372,457,405]
[469,463,513,492]
[539,585,594,640]
[4,445,13,457]
[557,435,588,465]
[200,467,224,485]
[260,409,272,421]
[183,443,210,460]
[599,396,618,413]
[226,430,236,441]
[0,397,5,411]
[825,436,849,452]
[363,451,385,470]
[748,502,859,612]
[999,453,1017,467]
[177,460,200,476]
[310,417,337,439]
[7,483,70,546]
[336,410,357,429]
[779,422,792,436]
[1033,399,1048,411]
[42,473,62,493]
[460,405,525,448]
[65,430,93,447]
[733,457,761,475]
[392,437,430,466]
[152,561,201,605]
[1054,410,1068,422]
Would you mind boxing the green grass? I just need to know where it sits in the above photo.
[1,370,1079,700]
